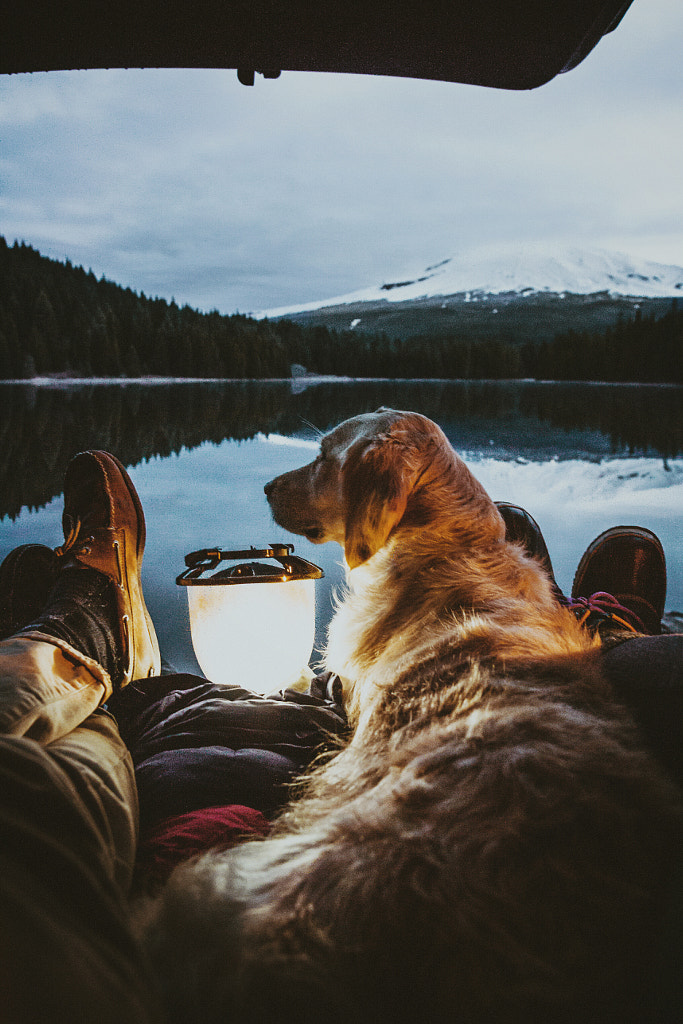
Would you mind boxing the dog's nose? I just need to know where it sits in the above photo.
[264,479,275,497]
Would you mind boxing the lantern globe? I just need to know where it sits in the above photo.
[177,544,324,695]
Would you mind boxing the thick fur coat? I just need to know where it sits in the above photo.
[145,409,681,1024]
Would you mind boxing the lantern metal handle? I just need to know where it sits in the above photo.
[176,543,324,585]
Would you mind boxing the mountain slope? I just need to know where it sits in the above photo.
[259,247,682,344]
[262,247,683,316]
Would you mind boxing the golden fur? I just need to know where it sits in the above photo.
[146,409,681,1024]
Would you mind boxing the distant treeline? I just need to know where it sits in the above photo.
[353,305,681,383]
[1,237,681,382]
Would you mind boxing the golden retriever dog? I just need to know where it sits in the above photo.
[146,409,681,1024]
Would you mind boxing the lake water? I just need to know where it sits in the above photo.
[1,379,681,677]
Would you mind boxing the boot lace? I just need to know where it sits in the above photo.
[55,517,94,559]
[564,591,646,635]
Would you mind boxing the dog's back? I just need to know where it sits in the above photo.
[144,410,682,1024]
[147,655,681,1024]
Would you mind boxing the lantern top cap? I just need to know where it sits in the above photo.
[176,544,324,586]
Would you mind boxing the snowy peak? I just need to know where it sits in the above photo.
[261,246,683,318]
[377,248,683,301]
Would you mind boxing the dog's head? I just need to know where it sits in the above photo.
[265,408,499,569]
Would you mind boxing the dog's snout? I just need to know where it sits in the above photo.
[264,479,275,497]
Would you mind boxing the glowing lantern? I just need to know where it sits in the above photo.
[176,544,324,694]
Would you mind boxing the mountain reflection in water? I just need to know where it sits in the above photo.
[1,379,681,520]
[0,380,681,675]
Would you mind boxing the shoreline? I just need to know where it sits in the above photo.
[0,376,681,389]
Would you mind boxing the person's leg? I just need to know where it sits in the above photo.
[0,634,110,742]
[497,507,681,777]
[600,634,683,788]
[0,713,161,1023]
[0,449,162,1022]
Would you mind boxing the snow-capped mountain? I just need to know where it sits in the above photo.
[260,246,683,319]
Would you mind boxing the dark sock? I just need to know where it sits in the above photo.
[18,563,122,683]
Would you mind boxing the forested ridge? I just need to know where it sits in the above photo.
[1,237,681,382]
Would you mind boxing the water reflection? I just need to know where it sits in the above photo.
[1,380,682,674]
[1,380,681,520]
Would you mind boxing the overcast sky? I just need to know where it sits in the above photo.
[1,0,682,315]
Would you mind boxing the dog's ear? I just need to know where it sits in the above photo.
[342,436,413,568]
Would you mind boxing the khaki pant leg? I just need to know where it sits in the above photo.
[0,638,162,1022]
[0,635,111,743]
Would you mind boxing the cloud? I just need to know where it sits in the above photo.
[1,0,682,312]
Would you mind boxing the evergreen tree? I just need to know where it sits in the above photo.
[1,235,681,383]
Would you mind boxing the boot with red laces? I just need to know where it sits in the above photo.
[571,526,666,638]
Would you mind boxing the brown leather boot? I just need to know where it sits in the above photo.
[17,451,160,688]
[571,526,666,636]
